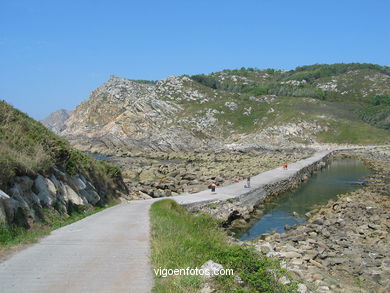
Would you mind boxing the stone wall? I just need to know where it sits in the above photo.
[186,151,333,225]
[0,168,126,227]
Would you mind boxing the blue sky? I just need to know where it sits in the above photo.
[1,0,389,120]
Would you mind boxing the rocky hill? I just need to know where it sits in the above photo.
[41,109,71,134]
[0,101,128,228]
[45,63,390,153]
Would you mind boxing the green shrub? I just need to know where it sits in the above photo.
[371,94,390,106]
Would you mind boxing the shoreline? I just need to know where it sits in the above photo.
[241,148,389,292]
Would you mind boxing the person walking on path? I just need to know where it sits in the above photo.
[246,176,251,188]
[210,183,217,193]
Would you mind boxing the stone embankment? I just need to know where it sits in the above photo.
[0,169,126,227]
[187,151,331,226]
[249,148,390,293]
[189,147,390,292]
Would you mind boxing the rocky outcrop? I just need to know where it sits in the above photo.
[0,168,127,227]
[252,188,390,293]
[43,65,390,153]
[59,76,210,152]
[41,109,71,134]
[106,148,313,200]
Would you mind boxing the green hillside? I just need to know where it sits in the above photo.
[0,100,122,191]
[185,63,390,144]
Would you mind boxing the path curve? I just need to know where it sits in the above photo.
[0,150,332,293]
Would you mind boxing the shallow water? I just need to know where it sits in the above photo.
[89,153,110,160]
[237,158,371,241]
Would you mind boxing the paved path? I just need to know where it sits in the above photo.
[0,150,332,293]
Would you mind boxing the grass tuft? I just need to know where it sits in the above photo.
[150,199,296,292]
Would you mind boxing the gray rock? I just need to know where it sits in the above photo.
[312,217,325,225]
[297,283,308,293]
[278,276,291,285]
[259,242,274,254]
[330,258,346,265]
[280,251,302,259]
[71,176,87,190]
[63,184,84,205]
[0,189,10,199]
[15,176,34,192]
[200,260,224,279]
[80,190,100,205]
[34,175,56,206]
[41,109,71,134]
[231,218,247,228]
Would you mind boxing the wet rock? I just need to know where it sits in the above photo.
[312,217,325,225]
[230,218,247,228]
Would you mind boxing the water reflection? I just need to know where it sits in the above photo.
[238,159,371,241]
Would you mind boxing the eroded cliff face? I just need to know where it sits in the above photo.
[46,65,390,153]
[61,76,212,153]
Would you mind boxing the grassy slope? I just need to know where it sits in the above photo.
[0,100,121,190]
[183,64,390,144]
[0,101,124,246]
[150,200,297,293]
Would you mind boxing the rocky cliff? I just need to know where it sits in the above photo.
[46,64,390,153]
[41,109,71,135]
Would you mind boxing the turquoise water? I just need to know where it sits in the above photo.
[238,158,371,241]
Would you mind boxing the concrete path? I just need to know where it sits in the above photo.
[0,150,332,293]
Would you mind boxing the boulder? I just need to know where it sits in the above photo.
[200,260,224,279]
[71,176,87,190]
[182,173,197,180]
[63,184,85,205]
[259,242,274,254]
[0,189,10,199]
[80,190,100,205]
[297,283,308,293]
[312,217,325,225]
[15,176,34,192]
[230,218,247,228]
[280,251,302,259]
[34,175,56,206]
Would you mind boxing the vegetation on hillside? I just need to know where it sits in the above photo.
[186,63,390,142]
[150,200,297,293]
[0,100,121,190]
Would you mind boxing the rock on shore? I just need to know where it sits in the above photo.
[251,147,390,292]
[107,148,313,200]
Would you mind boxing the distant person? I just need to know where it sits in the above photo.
[234,178,240,183]
[283,163,288,170]
[210,183,217,193]
[246,176,251,188]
